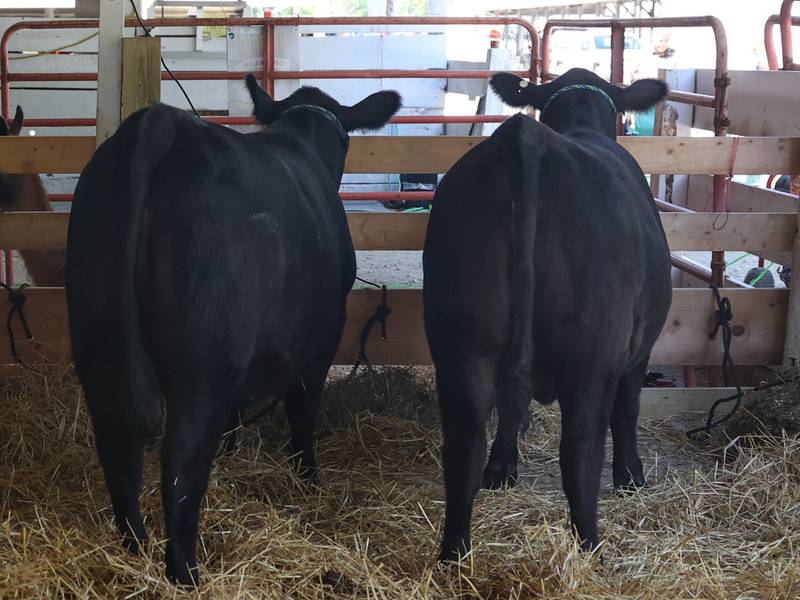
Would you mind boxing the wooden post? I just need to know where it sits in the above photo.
[122,37,161,120]
[782,205,800,367]
[95,0,125,148]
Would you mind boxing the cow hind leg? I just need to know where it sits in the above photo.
[483,397,524,489]
[284,361,328,484]
[558,374,617,551]
[611,358,648,490]
[161,378,232,586]
[92,420,149,555]
[83,378,150,555]
[437,365,494,561]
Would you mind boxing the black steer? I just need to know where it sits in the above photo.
[423,68,672,560]
[66,76,400,585]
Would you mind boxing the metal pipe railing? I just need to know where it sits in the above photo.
[764,11,800,70]
[22,114,509,128]
[1,16,540,126]
[543,15,730,288]
[779,0,800,70]
[0,16,540,284]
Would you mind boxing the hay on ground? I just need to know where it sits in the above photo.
[724,368,800,439]
[0,362,798,598]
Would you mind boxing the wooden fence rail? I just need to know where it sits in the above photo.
[0,211,795,253]
[1,136,799,175]
[0,287,787,367]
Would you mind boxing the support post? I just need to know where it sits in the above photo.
[96,0,125,148]
[610,23,625,136]
[122,37,161,119]
[782,206,800,367]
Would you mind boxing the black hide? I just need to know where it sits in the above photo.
[423,68,671,560]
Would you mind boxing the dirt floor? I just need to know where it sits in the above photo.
[1,364,798,598]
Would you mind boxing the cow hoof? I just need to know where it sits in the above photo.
[121,532,148,555]
[613,477,647,494]
[293,463,320,488]
[482,463,518,490]
[438,543,470,563]
[166,559,200,587]
[302,472,320,488]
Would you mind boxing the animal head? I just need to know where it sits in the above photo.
[0,106,24,210]
[490,68,667,136]
[244,75,401,134]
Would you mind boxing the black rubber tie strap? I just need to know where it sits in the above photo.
[0,283,33,364]
[686,284,744,441]
[350,277,391,376]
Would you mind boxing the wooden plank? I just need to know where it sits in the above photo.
[345,136,800,176]
[0,212,794,253]
[0,137,96,174]
[343,136,483,174]
[0,212,428,252]
[619,137,800,176]
[346,212,427,251]
[121,37,161,120]
[660,212,796,251]
[687,179,800,214]
[654,288,786,366]
[639,388,743,418]
[0,212,68,250]
[0,288,786,367]
[2,136,799,176]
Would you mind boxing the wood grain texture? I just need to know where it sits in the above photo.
[0,288,786,367]
[1,136,798,176]
[122,37,161,120]
[0,212,793,253]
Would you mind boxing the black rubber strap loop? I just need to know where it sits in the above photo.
[0,283,33,364]
[350,277,391,376]
[686,284,744,441]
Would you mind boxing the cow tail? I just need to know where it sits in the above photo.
[118,108,175,439]
[495,116,540,426]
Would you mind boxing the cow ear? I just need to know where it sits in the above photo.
[8,106,23,136]
[245,74,282,125]
[341,90,401,132]
[490,72,548,109]
[617,78,668,112]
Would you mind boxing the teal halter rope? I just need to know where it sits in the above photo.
[539,84,617,116]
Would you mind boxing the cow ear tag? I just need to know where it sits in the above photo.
[519,80,529,88]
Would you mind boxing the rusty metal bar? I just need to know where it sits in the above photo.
[7,68,528,84]
[765,12,800,70]
[2,16,541,121]
[267,20,275,96]
[22,114,508,129]
[654,199,692,212]
[610,23,625,135]
[541,72,715,107]
[780,0,799,70]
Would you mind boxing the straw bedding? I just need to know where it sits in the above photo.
[1,363,798,598]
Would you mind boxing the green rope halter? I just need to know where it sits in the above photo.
[540,84,617,116]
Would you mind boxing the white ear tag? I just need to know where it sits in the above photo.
[519,80,529,88]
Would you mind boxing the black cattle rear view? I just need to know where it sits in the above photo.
[423,68,672,561]
[66,76,400,586]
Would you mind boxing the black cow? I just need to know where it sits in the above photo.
[423,68,671,560]
[66,76,400,585]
